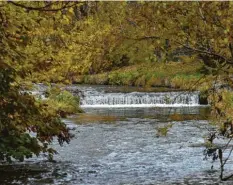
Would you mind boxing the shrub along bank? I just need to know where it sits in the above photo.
[39,87,84,118]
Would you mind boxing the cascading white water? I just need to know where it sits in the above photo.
[80,90,200,108]
[28,84,201,108]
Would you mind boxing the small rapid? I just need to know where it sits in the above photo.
[79,86,200,108]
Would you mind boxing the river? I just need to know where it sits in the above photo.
[1,85,233,185]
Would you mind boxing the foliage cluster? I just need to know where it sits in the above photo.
[0,67,71,162]
[0,2,82,162]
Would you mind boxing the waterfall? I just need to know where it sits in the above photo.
[80,91,200,108]
[26,84,201,108]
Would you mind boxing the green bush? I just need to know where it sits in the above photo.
[43,87,83,118]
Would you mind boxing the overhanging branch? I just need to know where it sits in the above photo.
[175,41,233,65]
[8,1,79,12]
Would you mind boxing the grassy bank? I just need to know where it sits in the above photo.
[73,60,206,91]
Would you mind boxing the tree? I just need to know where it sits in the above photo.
[0,1,80,162]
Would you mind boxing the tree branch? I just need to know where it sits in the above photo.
[8,1,79,12]
[174,41,232,65]
[197,2,207,26]
[120,35,160,41]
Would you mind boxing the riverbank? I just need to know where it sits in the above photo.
[72,60,205,90]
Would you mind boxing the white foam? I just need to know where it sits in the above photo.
[80,91,201,108]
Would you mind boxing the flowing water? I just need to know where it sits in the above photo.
[1,85,233,185]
